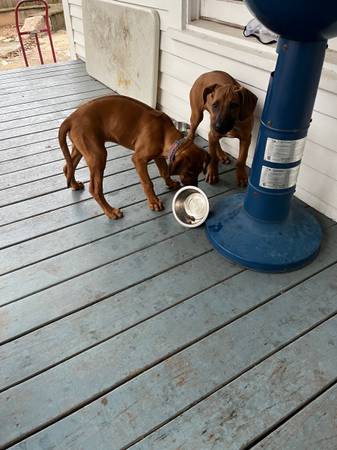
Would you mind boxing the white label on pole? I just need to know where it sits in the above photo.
[260,165,300,189]
[264,137,306,163]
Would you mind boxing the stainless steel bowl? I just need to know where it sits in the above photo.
[172,186,210,228]
[172,120,190,136]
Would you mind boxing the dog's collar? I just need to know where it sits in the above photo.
[167,138,186,163]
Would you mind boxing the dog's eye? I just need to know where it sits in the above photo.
[230,102,239,110]
[212,102,219,111]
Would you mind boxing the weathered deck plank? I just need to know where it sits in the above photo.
[0,229,213,344]
[0,60,82,79]
[0,172,233,275]
[0,88,110,126]
[0,79,108,109]
[253,383,337,450]
[0,163,157,225]
[3,259,337,448]
[0,116,73,142]
[131,316,337,450]
[0,144,121,191]
[0,108,79,134]
[0,80,107,115]
[0,186,234,307]
[0,150,65,175]
[0,176,176,249]
[0,127,74,151]
[2,223,337,389]
[0,143,215,241]
[1,250,238,391]
[0,149,128,199]
[0,108,74,134]
[0,73,90,96]
[0,137,206,174]
[0,65,87,88]
[1,60,336,450]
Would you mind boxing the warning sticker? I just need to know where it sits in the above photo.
[260,165,300,189]
[264,137,306,163]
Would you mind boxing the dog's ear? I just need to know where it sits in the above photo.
[235,86,258,121]
[203,84,220,105]
[202,151,211,175]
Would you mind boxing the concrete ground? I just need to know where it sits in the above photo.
[0,24,71,71]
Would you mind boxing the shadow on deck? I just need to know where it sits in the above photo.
[0,60,337,450]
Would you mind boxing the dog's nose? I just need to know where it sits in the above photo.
[215,120,234,134]
[215,122,229,133]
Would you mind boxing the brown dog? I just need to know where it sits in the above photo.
[58,95,210,219]
[188,71,258,186]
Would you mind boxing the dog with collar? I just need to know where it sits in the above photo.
[188,71,258,186]
[59,95,210,219]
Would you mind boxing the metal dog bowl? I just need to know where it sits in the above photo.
[171,120,190,136]
[172,186,209,228]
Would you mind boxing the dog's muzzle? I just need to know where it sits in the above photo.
[215,119,235,134]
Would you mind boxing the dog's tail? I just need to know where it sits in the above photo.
[58,118,73,187]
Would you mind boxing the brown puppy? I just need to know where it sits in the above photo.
[58,95,210,219]
[188,71,258,186]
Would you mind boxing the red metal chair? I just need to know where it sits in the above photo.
[15,0,57,67]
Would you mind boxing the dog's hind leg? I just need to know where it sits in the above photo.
[63,145,84,190]
[86,144,123,220]
[154,157,180,190]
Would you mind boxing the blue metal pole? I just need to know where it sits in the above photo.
[205,38,326,272]
[244,38,327,222]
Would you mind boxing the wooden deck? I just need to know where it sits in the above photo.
[0,60,337,450]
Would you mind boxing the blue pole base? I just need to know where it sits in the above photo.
[205,193,322,273]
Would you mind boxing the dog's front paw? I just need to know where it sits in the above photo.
[148,198,164,211]
[236,169,248,187]
[71,181,85,191]
[105,207,123,220]
[167,179,181,190]
[205,168,219,185]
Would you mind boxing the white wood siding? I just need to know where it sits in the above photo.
[63,0,337,221]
